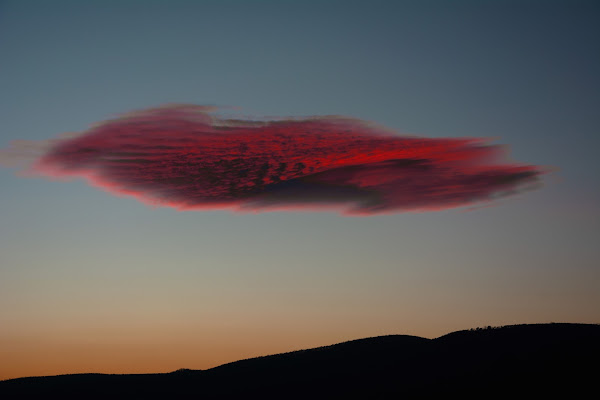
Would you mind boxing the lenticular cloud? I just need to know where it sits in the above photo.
[0,105,543,215]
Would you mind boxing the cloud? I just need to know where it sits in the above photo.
[0,104,544,215]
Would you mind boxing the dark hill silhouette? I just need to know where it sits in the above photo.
[1,323,598,398]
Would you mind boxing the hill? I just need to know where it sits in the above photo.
[1,323,598,398]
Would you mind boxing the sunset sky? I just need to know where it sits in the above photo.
[1,0,598,380]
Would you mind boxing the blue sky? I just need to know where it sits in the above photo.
[0,0,598,379]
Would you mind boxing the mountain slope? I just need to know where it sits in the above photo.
[1,323,598,398]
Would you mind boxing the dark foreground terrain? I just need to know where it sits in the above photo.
[1,323,598,398]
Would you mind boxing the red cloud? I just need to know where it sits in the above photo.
[4,105,543,215]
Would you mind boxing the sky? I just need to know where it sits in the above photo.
[0,0,598,380]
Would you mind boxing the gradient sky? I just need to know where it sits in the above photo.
[0,0,598,380]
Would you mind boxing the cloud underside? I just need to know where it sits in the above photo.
[2,105,543,215]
